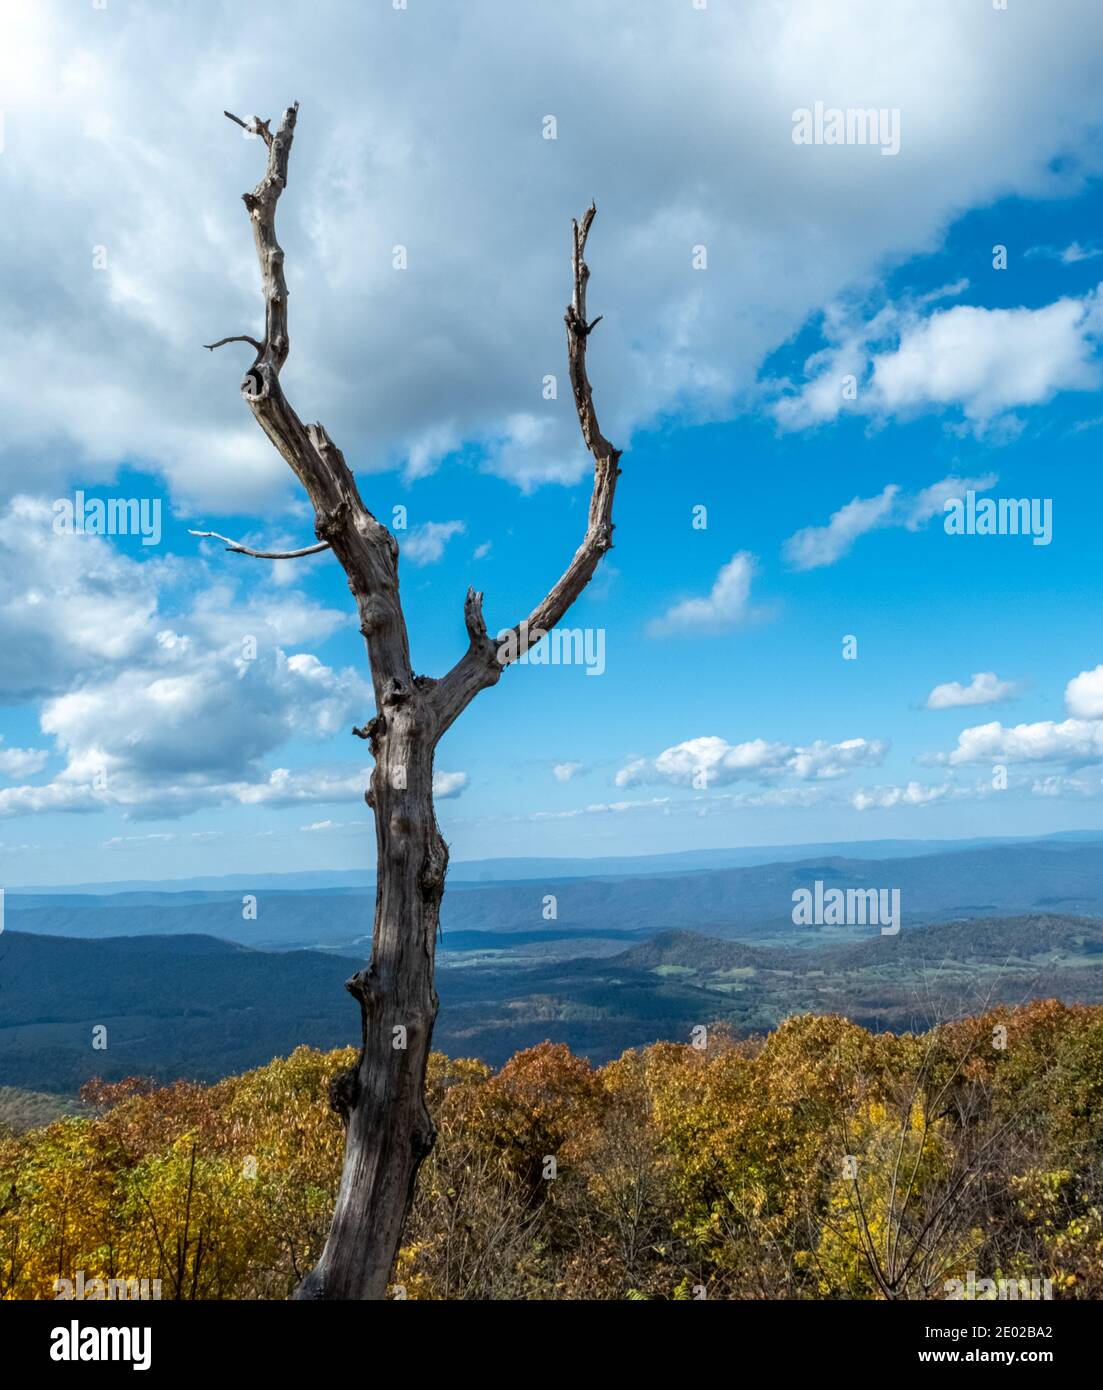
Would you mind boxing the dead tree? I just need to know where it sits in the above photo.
[197,103,622,1299]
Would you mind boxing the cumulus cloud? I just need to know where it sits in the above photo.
[925,672,1019,710]
[0,762,375,821]
[783,474,997,570]
[0,496,374,819]
[615,734,886,788]
[935,664,1103,771]
[3,1,1103,512]
[432,770,468,799]
[773,281,1103,433]
[944,719,1103,768]
[0,497,162,701]
[401,521,467,567]
[851,781,952,810]
[647,552,761,636]
[39,648,364,782]
[552,761,584,783]
[873,297,1101,423]
[0,741,49,779]
[1065,664,1103,719]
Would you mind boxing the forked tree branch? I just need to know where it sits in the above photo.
[204,103,415,711]
[189,528,330,560]
[203,106,622,744]
[431,203,622,734]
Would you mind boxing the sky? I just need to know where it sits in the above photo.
[2,0,1103,886]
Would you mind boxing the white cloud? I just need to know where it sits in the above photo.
[647,552,760,636]
[787,738,889,780]
[783,487,897,570]
[0,497,162,700]
[782,474,997,570]
[40,647,365,783]
[433,770,468,799]
[1061,242,1103,264]
[712,786,829,810]
[773,281,1103,433]
[935,665,1103,769]
[1065,664,1103,719]
[404,425,462,483]
[0,763,375,821]
[3,1,1103,510]
[944,718,1103,767]
[905,473,999,528]
[0,497,374,820]
[100,830,222,850]
[615,733,886,788]
[925,671,1018,710]
[1028,242,1103,266]
[0,781,103,817]
[851,781,952,810]
[1031,773,1102,798]
[402,521,467,567]
[0,742,49,779]
[872,296,1102,422]
[529,796,671,821]
[552,761,584,783]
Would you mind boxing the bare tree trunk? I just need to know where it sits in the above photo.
[297,720,446,1300]
[201,103,622,1299]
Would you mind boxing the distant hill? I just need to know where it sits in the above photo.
[10,829,1103,895]
[8,840,1103,950]
[0,932,365,1092]
[807,913,1103,967]
[3,913,1102,1092]
[615,930,771,972]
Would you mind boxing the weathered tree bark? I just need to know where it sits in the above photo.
[203,103,623,1299]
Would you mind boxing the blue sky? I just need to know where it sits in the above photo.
[2,1,1103,885]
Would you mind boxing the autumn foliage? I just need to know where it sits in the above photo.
[2,1000,1101,1300]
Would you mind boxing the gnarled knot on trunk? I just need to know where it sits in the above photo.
[381,677,410,707]
[328,1064,360,1126]
[346,967,382,1008]
[314,498,350,542]
[241,367,267,400]
[417,854,448,905]
[353,712,384,746]
[565,303,602,339]
[367,715,387,757]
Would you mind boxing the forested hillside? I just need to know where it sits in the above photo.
[3,999,1100,1300]
[4,915,1102,1088]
